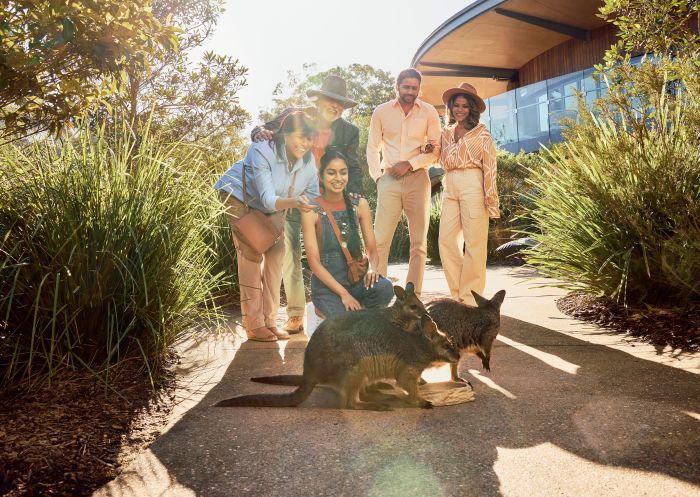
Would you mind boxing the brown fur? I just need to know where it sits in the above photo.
[426,290,506,383]
[215,284,460,410]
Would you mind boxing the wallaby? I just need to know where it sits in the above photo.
[214,285,460,410]
[426,290,506,383]
[249,282,427,388]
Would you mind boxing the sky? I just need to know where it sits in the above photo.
[192,0,472,122]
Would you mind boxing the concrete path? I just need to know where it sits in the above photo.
[95,265,700,497]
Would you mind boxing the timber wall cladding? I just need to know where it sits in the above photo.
[518,24,617,86]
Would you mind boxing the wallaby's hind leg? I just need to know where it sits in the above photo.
[359,382,400,404]
[343,374,393,411]
[397,369,432,409]
[450,361,474,389]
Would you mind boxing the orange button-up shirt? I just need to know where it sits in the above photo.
[366,98,441,182]
[440,122,500,218]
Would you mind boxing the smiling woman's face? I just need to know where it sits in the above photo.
[285,131,313,161]
[321,158,348,193]
[450,95,471,124]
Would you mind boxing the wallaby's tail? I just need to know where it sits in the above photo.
[214,381,314,408]
[250,374,303,386]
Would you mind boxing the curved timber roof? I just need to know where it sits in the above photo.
[412,0,608,106]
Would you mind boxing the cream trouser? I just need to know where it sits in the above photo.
[438,168,489,306]
[374,169,430,295]
[220,192,285,330]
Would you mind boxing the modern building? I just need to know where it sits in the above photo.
[412,0,617,153]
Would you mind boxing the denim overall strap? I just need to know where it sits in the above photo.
[315,198,355,267]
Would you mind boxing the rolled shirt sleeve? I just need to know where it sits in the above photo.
[366,107,383,182]
[482,135,500,218]
[408,106,442,171]
[250,146,280,212]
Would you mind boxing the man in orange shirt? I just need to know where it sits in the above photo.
[366,69,441,295]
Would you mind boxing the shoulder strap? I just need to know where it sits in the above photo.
[315,198,354,265]
[241,164,250,210]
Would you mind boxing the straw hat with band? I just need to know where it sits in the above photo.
[441,82,486,113]
[307,75,358,109]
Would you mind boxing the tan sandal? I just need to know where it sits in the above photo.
[283,316,304,334]
[246,326,277,342]
[269,327,290,340]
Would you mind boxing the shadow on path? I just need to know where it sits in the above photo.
[99,316,700,497]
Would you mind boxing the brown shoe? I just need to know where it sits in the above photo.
[246,326,277,342]
[269,327,290,340]
[283,316,304,334]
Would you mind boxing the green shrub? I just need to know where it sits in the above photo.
[426,197,442,263]
[0,120,222,387]
[524,104,700,306]
[489,149,543,258]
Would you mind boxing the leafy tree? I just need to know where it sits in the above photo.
[261,63,395,125]
[113,0,250,169]
[0,0,178,141]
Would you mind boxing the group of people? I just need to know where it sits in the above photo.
[216,69,499,342]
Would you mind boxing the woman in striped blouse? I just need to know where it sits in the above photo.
[437,83,500,306]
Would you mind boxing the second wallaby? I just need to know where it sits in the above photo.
[426,290,506,383]
[215,285,460,410]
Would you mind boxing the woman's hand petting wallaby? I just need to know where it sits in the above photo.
[341,291,362,311]
[364,268,380,289]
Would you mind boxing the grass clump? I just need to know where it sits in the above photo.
[524,103,700,307]
[0,120,223,387]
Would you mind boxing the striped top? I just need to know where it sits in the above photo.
[439,122,500,218]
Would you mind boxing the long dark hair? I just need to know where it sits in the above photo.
[272,111,316,161]
[319,149,364,259]
[447,93,480,129]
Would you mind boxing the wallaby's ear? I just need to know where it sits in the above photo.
[405,282,415,295]
[472,290,490,308]
[394,285,406,301]
[421,313,437,334]
[491,290,506,308]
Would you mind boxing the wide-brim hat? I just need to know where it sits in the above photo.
[307,75,358,109]
[442,82,486,113]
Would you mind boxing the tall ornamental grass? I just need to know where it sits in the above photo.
[0,121,223,387]
[524,103,700,307]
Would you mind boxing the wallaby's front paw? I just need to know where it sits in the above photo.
[420,400,434,409]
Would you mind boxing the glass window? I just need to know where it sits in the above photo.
[517,103,549,151]
[516,80,548,107]
[547,71,583,100]
[583,68,600,92]
[549,96,579,142]
[489,110,518,146]
[488,89,515,114]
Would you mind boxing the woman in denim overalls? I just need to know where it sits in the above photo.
[301,150,394,317]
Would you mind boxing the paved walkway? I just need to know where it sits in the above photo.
[95,265,700,497]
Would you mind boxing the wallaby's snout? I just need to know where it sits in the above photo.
[421,314,460,363]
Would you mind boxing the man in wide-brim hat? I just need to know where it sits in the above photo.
[250,75,361,334]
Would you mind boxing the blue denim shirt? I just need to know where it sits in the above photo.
[214,141,320,213]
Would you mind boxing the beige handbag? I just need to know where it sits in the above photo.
[233,166,297,255]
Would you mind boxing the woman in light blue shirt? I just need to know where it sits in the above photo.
[216,112,320,342]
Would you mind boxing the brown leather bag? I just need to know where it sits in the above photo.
[232,166,297,255]
[317,199,369,285]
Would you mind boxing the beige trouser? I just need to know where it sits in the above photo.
[438,169,489,306]
[220,192,285,330]
[374,169,431,295]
